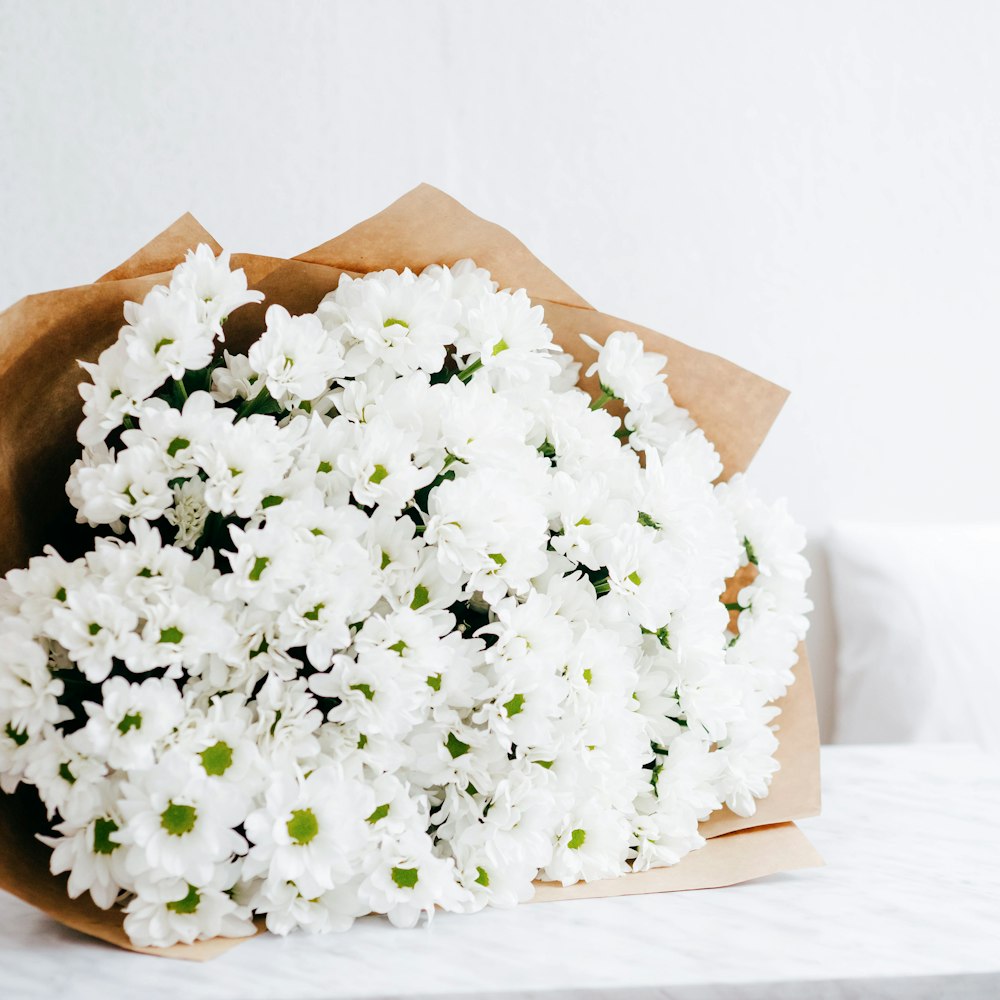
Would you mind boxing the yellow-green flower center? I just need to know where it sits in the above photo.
[199,741,234,776]
[166,884,201,914]
[287,808,319,845]
[160,801,197,837]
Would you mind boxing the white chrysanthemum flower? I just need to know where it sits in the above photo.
[358,834,472,928]
[243,766,373,898]
[319,268,460,376]
[78,677,184,770]
[248,305,346,405]
[39,799,132,909]
[117,754,247,885]
[581,329,666,410]
[122,866,255,948]
[169,244,263,335]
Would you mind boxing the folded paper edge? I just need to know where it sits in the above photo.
[529,822,824,903]
[294,183,593,311]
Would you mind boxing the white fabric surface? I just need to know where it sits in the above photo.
[829,521,1000,747]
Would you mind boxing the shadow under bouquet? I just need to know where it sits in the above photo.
[0,188,820,958]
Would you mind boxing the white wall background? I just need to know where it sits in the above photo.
[2,1,998,740]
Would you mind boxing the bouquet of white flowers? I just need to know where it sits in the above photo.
[0,188,818,957]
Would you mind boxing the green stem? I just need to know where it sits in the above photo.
[589,389,615,410]
[456,358,483,383]
[173,378,188,403]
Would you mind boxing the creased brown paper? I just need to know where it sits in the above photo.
[0,185,821,960]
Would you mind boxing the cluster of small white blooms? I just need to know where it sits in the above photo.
[0,249,811,948]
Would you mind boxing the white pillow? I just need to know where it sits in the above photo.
[828,521,1000,748]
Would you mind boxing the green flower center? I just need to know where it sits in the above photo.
[475,866,490,887]
[4,723,28,747]
[391,866,419,888]
[370,464,389,485]
[503,693,525,717]
[160,801,197,836]
[568,828,587,850]
[159,626,184,644]
[167,437,189,458]
[410,584,430,610]
[366,803,390,825]
[287,808,319,845]
[93,817,119,855]
[166,884,201,914]
[445,732,470,759]
[199,741,234,776]
[249,556,269,581]
[383,317,409,329]
[117,713,142,735]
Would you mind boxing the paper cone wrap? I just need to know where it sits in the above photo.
[0,186,821,959]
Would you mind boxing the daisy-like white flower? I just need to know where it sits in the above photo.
[169,244,263,334]
[243,766,373,898]
[248,305,346,406]
[38,783,131,909]
[123,867,255,948]
[78,677,184,770]
[358,834,472,928]
[117,754,247,885]
[581,329,667,411]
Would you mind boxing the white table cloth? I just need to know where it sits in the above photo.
[2,743,998,999]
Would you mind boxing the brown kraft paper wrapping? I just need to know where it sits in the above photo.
[0,186,822,960]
